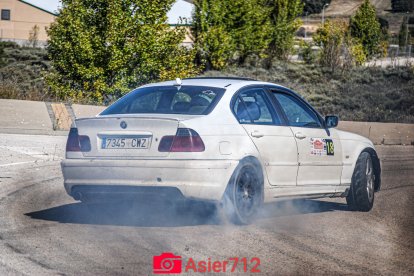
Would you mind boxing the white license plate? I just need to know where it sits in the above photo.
[101,137,151,149]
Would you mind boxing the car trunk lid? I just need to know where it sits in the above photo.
[75,115,198,158]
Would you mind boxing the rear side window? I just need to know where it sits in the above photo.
[101,86,225,115]
[233,88,280,125]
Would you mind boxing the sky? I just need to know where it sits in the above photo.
[23,0,194,24]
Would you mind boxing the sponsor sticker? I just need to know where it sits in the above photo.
[310,138,334,156]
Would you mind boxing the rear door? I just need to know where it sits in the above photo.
[233,87,298,186]
[269,89,343,186]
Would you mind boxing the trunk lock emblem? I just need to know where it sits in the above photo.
[120,121,127,129]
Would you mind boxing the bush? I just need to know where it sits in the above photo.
[314,20,349,72]
[0,44,51,101]
[300,41,316,64]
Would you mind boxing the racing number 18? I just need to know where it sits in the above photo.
[326,140,334,156]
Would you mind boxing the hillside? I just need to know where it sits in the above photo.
[324,0,391,16]
[304,0,411,34]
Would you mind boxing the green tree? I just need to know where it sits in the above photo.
[349,0,385,59]
[192,0,271,70]
[314,20,366,72]
[192,0,235,70]
[47,0,198,103]
[263,0,303,66]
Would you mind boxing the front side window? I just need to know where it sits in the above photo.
[1,9,10,21]
[100,86,225,115]
[273,93,321,128]
[233,88,280,125]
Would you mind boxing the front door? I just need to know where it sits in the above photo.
[271,91,343,186]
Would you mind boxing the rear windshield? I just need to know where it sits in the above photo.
[101,86,225,115]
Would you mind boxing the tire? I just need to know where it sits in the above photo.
[221,162,263,225]
[346,152,375,211]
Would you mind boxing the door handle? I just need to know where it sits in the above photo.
[251,131,264,138]
[295,132,306,139]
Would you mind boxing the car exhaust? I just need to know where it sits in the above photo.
[73,191,83,201]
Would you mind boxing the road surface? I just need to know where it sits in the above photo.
[0,133,413,275]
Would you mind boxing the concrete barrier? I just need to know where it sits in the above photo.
[0,99,52,133]
[51,103,72,130]
[338,121,414,146]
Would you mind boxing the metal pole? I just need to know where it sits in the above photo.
[406,16,409,57]
[322,8,325,25]
[305,12,308,39]
[322,4,329,25]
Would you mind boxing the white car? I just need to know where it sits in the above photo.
[61,77,381,224]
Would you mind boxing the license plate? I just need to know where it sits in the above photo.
[101,137,151,149]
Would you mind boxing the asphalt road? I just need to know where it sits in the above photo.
[0,133,413,275]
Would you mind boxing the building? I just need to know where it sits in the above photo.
[0,0,56,46]
[0,0,194,47]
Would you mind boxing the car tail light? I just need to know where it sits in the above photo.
[66,128,91,152]
[158,128,205,152]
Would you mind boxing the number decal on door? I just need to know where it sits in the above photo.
[326,139,334,156]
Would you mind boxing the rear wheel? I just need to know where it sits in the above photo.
[222,162,263,224]
[346,152,375,211]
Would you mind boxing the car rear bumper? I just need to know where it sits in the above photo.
[61,159,238,201]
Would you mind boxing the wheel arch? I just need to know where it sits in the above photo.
[224,155,265,198]
[238,156,265,184]
[360,147,382,192]
[221,155,265,224]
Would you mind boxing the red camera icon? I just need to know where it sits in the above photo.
[153,252,182,274]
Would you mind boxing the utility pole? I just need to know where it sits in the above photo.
[322,3,329,25]
[405,15,409,56]
[305,12,308,38]
[406,15,414,58]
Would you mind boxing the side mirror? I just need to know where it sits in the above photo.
[325,115,339,128]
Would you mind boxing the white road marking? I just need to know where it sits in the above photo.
[0,161,37,167]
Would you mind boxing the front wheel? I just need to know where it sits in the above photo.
[221,162,263,224]
[346,152,375,211]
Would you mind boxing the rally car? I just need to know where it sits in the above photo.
[61,77,381,224]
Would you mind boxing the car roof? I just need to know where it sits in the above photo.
[142,77,283,89]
